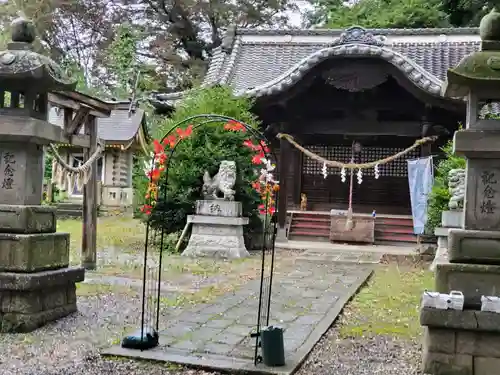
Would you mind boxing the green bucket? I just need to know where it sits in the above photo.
[261,326,285,367]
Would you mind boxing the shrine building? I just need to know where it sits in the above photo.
[150,26,487,243]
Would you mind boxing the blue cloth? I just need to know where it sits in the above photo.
[407,157,434,235]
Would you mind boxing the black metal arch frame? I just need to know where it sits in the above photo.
[126,114,279,365]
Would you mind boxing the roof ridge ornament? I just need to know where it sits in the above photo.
[331,26,386,47]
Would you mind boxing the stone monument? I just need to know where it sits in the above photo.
[182,161,250,259]
[0,18,84,332]
[421,8,500,374]
[431,169,465,271]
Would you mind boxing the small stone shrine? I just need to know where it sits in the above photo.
[421,8,500,374]
[182,161,250,259]
[0,18,84,332]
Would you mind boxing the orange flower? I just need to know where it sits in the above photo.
[273,184,280,192]
[224,120,246,132]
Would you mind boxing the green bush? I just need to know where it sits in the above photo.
[143,86,265,248]
[425,138,466,234]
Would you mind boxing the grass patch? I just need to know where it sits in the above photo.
[338,263,434,340]
[76,283,137,297]
[58,217,146,264]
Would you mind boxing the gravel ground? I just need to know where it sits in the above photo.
[1,289,422,375]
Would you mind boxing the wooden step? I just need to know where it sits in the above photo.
[287,212,418,244]
[292,222,330,230]
[375,227,415,234]
[290,229,330,237]
[375,218,413,227]
[293,216,330,223]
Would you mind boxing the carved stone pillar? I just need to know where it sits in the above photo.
[421,10,500,375]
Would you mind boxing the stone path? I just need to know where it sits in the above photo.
[103,249,375,374]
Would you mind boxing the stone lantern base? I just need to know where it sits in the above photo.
[421,307,500,375]
[0,205,84,332]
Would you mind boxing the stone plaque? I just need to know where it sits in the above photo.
[464,160,500,231]
[195,200,242,217]
[0,143,44,206]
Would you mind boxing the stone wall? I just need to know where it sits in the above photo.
[422,309,500,375]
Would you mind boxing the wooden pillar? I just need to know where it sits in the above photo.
[278,136,290,230]
[82,116,98,270]
[292,148,303,206]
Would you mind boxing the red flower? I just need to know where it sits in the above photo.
[163,134,177,149]
[252,152,264,165]
[243,139,260,151]
[147,168,161,182]
[140,204,152,215]
[176,125,193,139]
[157,152,167,165]
[258,204,266,215]
[252,181,261,192]
[268,206,276,215]
[153,139,164,154]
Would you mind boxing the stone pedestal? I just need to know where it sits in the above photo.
[431,210,463,271]
[0,148,84,332]
[421,308,500,375]
[182,200,250,259]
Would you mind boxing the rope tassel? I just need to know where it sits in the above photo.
[48,140,104,190]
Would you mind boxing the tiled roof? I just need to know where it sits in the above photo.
[151,26,481,108]
[49,102,147,142]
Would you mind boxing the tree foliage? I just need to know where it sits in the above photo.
[304,0,498,29]
[144,86,267,249]
[0,0,296,94]
[425,140,466,234]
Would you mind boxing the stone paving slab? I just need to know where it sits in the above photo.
[103,255,374,374]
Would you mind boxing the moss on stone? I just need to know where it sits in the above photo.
[448,52,500,82]
[480,8,500,41]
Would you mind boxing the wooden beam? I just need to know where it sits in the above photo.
[291,120,424,137]
[64,106,90,136]
[55,90,116,114]
[81,115,98,270]
[48,93,110,118]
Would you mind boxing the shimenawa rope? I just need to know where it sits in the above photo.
[276,133,438,169]
[276,133,438,231]
[50,140,105,191]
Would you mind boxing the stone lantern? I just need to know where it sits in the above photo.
[420,8,500,375]
[0,17,84,332]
